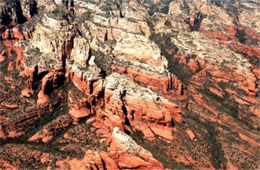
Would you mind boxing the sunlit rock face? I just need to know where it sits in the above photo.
[0,0,259,169]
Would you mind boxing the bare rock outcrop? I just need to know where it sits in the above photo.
[56,127,163,170]
[0,0,259,169]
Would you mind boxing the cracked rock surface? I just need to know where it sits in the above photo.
[0,0,259,169]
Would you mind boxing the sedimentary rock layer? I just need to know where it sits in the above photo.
[0,0,259,169]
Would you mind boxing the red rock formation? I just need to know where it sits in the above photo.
[111,64,187,100]
[37,70,64,106]
[56,127,163,170]
[87,73,183,141]
[1,28,32,40]
[0,0,259,169]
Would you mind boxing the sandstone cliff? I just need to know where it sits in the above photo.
[0,0,259,169]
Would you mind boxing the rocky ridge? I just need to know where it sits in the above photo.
[0,0,259,169]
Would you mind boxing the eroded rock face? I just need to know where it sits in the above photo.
[0,0,259,169]
[56,127,163,170]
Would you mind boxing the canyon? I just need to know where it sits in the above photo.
[0,0,259,169]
